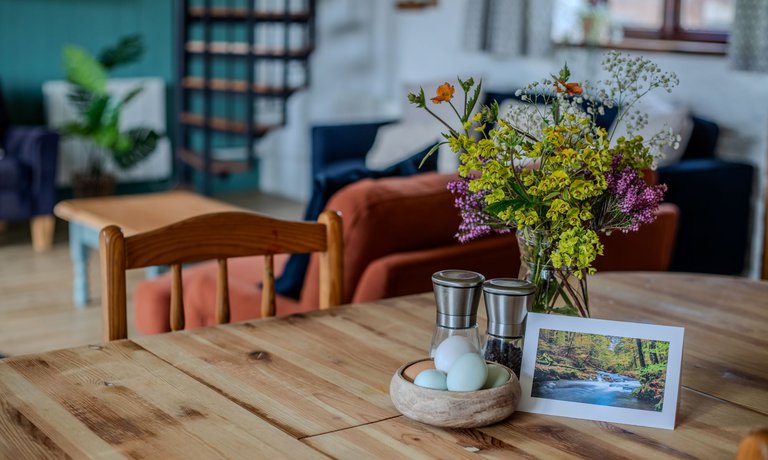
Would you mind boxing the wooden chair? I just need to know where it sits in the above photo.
[99,210,343,342]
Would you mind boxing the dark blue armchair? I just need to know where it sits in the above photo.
[0,83,59,252]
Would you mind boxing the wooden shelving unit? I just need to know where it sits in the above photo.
[175,0,316,195]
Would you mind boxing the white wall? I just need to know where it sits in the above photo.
[259,0,768,277]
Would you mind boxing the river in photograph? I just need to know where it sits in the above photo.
[532,371,658,411]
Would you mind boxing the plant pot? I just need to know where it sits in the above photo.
[72,173,117,198]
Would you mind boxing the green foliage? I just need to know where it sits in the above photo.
[61,35,161,174]
[63,46,107,95]
[98,35,145,70]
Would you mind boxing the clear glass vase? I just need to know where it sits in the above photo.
[516,227,590,318]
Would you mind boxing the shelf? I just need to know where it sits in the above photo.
[175,1,315,194]
[182,77,301,96]
[185,41,313,59]
[180,112,278,136]
[188,7,312,22]
[178,148,252,174]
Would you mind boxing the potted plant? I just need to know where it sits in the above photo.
[61,35,161,197]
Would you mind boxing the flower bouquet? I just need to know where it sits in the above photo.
[408,52,679,318]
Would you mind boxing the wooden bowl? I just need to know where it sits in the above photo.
[389,358,521,428]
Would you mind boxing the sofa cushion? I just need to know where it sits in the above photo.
[353,234,520,303]
[134,253,292,334]
[365,120,441,170]
[275,144,438,299]
[300,172,462,308]
[184,256,306,330]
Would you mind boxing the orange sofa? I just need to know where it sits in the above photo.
[133,172,678,334]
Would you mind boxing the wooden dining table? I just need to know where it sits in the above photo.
[1,272,766,459]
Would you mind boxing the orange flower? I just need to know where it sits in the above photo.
[431,82,455,104]
[554,79,583,96]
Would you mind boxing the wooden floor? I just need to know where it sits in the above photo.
[0,190,304,358]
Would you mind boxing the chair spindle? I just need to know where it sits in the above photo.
[216,259,230,324]
[261,254,276,318]
[170,263,185,331]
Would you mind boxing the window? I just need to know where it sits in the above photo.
[608,0,736,42]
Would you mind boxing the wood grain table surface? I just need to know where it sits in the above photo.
[54,190,244,236]
[1,272,766,459]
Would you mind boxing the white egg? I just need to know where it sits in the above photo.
[482,363,510,389]
[446,353,487,392]
[413,369,448,390]
[434,336,477,373]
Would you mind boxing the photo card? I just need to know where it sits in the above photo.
[518,313,684,430]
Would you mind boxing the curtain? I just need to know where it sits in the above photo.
[729,0,768,72]
[464,0,554,57]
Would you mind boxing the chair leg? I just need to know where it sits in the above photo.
[30,215,55,252]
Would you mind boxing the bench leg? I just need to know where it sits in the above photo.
[31,215,55,253]
[69,223,90,308]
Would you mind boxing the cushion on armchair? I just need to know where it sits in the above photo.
[274,138,439,299]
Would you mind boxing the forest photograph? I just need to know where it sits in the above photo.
[532,329,669,412]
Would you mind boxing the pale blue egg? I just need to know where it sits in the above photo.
[413,369,448,390]
[434,336,476,373]
[446,353,487,391]
[482,363,510,389]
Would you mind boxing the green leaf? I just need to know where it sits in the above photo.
[484,198,525,216]
[66,87,93,116]
[85,95,110,132]
[508,180,530,202]
[418,142,444,169]
[111,128,160,169]
[93,124,118,149]
[63,46,107,95]
[60,121,90,136]
[465,79,482,120]
[115,86,143,112]
[98,34,144,70]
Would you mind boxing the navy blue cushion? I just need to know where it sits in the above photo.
[274,142,439,299]
[680,116,719,160]
[658,159,753,275]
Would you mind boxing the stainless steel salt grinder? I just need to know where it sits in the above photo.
[429,269,485,357]
[481,278,536,377]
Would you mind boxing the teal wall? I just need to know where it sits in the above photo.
[0,0,261,193]
[0,0,174,125]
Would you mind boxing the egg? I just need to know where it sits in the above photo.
[446,352,487,392]
[413,369,448,390]
[482,363,510,389]
[434,336,477,373]
[403,360,436,383]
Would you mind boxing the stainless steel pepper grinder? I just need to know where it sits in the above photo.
[481,278,536,378]
[429,269,485,357]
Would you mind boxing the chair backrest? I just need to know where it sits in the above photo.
[100,210,343,341]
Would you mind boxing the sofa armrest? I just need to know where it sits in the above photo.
[351,234,519,303]
[311,120,394,178]
[5,126,59,215]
